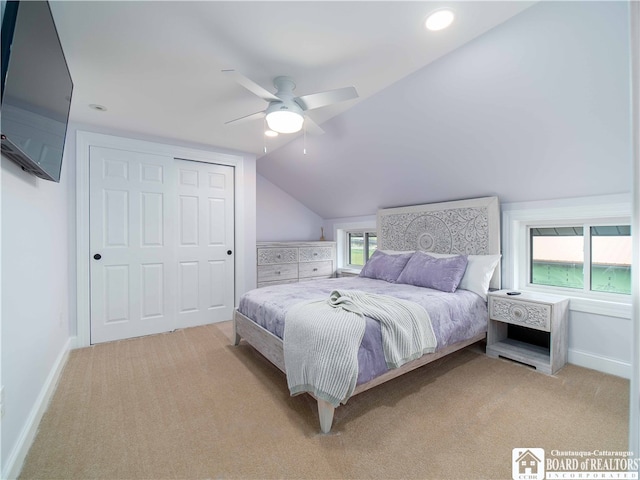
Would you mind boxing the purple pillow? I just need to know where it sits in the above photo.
[359,250,414,283]
[396,251,468,292]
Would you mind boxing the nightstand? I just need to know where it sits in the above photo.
[486,290,569,375]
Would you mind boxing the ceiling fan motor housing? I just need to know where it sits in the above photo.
[265,99,303,116]
[273,76,297,94]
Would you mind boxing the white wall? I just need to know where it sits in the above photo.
[322,215,375,243]
[569,311,630,376]
[256,174,324,242]
[1,152,72,478]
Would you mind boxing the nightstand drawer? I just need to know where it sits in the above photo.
[299,246,335,262]
[257,247,298,265]
[489,297,551,332]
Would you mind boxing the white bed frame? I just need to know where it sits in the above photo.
[233,196,501,433]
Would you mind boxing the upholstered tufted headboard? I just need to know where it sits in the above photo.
[377,196,501,290]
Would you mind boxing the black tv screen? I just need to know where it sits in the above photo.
[1,0,73,182]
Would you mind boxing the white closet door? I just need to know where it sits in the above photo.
[89,147,234,344]
[175,159,235,328]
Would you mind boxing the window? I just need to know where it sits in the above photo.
[347,231,377,267]
[334,220,377,271]
[530,227,584,289]
[590,226,632,294]
[529,224,631,295]
[503,195,632,318]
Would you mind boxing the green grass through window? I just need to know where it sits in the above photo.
[349,246,376,266]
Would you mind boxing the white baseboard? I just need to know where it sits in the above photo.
[2,337,72,480]
[569,348,631,379]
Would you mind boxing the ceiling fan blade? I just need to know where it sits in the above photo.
[224,110,265,125]
[295,86,358,111]
[303,116,325,136]
[222,69,280,102]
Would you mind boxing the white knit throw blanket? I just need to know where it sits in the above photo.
[283,289,437,407]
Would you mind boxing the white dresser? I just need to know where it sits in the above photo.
[256,241,337,288]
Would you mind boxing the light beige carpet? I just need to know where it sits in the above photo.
[20,322,629,480]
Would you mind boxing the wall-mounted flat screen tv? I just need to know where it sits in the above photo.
[1,0,73,183]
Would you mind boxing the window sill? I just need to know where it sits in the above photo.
[337,267,361,276]
[519,286,632,319]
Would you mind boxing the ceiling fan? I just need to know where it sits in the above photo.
[223,70,358,135]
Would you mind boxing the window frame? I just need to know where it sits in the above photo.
[332,219,377,275]
[527,220,631,297]
[503,195,632,319]
[345,229,377,269]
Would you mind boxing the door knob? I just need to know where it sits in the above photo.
[227,250,233,255]
[93,254,102,260]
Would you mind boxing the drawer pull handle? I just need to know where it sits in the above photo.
[313,252,318,256]
[313,268,318,272]
[277,254,281,258]
[275,271,281,275]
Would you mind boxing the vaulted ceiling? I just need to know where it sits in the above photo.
[51,1,534,155]
[50,1,632,219]
[257,1,633,218]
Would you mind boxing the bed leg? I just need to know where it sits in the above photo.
[232,316,241,346]
[317,399,335,433]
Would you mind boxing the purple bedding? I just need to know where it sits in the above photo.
[237,277,488,385]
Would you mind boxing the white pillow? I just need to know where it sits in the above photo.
[421,252,501,301]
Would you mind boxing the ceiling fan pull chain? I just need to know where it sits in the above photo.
[263,117,268,153]
[303,125,307,155]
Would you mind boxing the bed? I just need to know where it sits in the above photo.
[233,196,501,433]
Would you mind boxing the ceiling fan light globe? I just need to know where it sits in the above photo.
[266,111,304,134]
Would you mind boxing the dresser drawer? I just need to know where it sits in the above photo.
[258,279,299,288]
[257,247,298,265]
[489,297,551,332]
[257,263,298,283]
[299,260,333,279]
[299,246,335,262]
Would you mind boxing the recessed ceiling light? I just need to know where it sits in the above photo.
[89,104,107,112]
[265,130,278,137]
[425,9,455,31]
